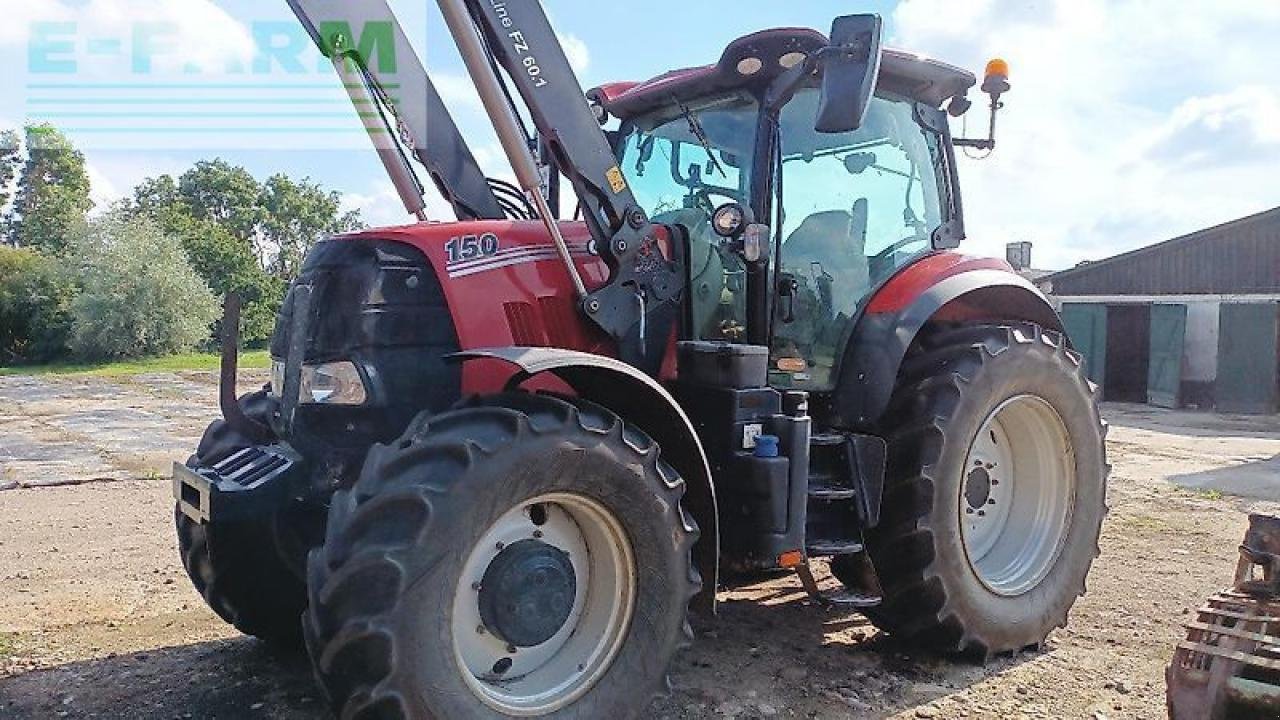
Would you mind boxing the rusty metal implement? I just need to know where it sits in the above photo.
[1167,514,1280,719]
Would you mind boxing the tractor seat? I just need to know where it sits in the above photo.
[782,204,871,315]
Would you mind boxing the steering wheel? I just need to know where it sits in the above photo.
[689,186,746,215]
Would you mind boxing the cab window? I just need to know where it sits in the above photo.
[616,94,759,342]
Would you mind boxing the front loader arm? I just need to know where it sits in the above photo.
[442,0,683,371]
[290,0,683,371]
[288,0,506,222]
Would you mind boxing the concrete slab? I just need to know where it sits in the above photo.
[0,371,267,490]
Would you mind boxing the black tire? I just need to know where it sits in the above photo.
[175,388,310,648]
[304,392,700,719]
[834,323,1108,657]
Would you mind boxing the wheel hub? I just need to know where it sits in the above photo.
[478,540,577,648]
[452,494,637,714]
[965,465,995,511]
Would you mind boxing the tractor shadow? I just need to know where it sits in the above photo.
[656,569,1045,718]
[0,578,1042,720]
[0,638,326,720]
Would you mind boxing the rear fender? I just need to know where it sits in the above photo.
[452,347,719,612]
[834,263,1064,428]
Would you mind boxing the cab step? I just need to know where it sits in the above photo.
[795,562,882,608]
[808,483,858,501]
[822,590,883,608]
[806,539,864,556]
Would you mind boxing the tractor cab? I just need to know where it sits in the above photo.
[593,30,978,390]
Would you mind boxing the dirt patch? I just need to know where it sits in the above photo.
[1,376,1278,719]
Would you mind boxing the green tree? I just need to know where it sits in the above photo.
[163,212,286,345]
[9,124,93,252]
[172,160,362,278]
[129,173,284,345]
[177,159,263,242]
[131,174,181,218]
[260,173,362,278]
[0,246,75,363]
[0,129,19,211]
[65,212,218,359]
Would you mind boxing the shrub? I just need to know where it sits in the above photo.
[156,210,286,346]
[65,212,219,359]
[0,246,75,363]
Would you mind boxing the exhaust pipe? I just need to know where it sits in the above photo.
[219,293,273,444]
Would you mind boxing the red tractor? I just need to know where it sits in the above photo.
[173,1,1107,717]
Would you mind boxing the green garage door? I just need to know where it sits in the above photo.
[1148,304,1187,409]
[1062,303,1107,387]
[1217,303,1279,414]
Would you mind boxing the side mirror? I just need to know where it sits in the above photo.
[815,14,883,134]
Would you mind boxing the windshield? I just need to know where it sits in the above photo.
[617,93,760,341]
[771,89,947,390]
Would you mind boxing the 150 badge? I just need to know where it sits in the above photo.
[446,233,500,264]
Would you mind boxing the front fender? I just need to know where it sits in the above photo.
[452,347,719,612]
[833,265,1063,429]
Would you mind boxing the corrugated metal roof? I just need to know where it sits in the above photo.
[1045,207,1280,296]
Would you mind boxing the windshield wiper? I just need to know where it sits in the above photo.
[674,97,728,179]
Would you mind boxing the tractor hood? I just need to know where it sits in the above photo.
[592,27,976,119]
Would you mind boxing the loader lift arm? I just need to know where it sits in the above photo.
[287,0,507,222]
[441,0,683,371]
[291,0,683,371]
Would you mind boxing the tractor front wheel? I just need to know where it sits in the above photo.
[835,324,1108,657]
[304,393,699,718]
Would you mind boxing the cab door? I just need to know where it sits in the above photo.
[770,91,947,390]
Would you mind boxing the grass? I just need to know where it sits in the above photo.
[1118,514,1174,533]
[1180,486,1225,501]
[0,350,271,378]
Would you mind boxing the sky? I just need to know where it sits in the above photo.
[2,0,1278,271]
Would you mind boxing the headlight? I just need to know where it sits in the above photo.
[271,360,368,406]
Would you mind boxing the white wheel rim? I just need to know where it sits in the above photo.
[960,395,1076,597]
[452,493,636,715]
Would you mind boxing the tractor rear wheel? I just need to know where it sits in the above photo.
[834,324,1107,657]
[175,388,311,648]
[304,393,699,719]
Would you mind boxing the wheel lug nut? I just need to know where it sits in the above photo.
[966,508,976,515]
[977,510,986,517]
[988,499,997,506]
[472,582,482,591]
[495,541,505,550]
[507,644,518,654]
[476,625,487,635]
[533,530,544,539]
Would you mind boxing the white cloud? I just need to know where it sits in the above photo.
[85,162,120,213]
[432,72,486,113]
[342,179,458,226]
[559,32,591,76]
[1137,87,1280,170]
[5,0,254,74]
[892,0,1280,270]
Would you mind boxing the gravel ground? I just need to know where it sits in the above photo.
[0,371,1277,719]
